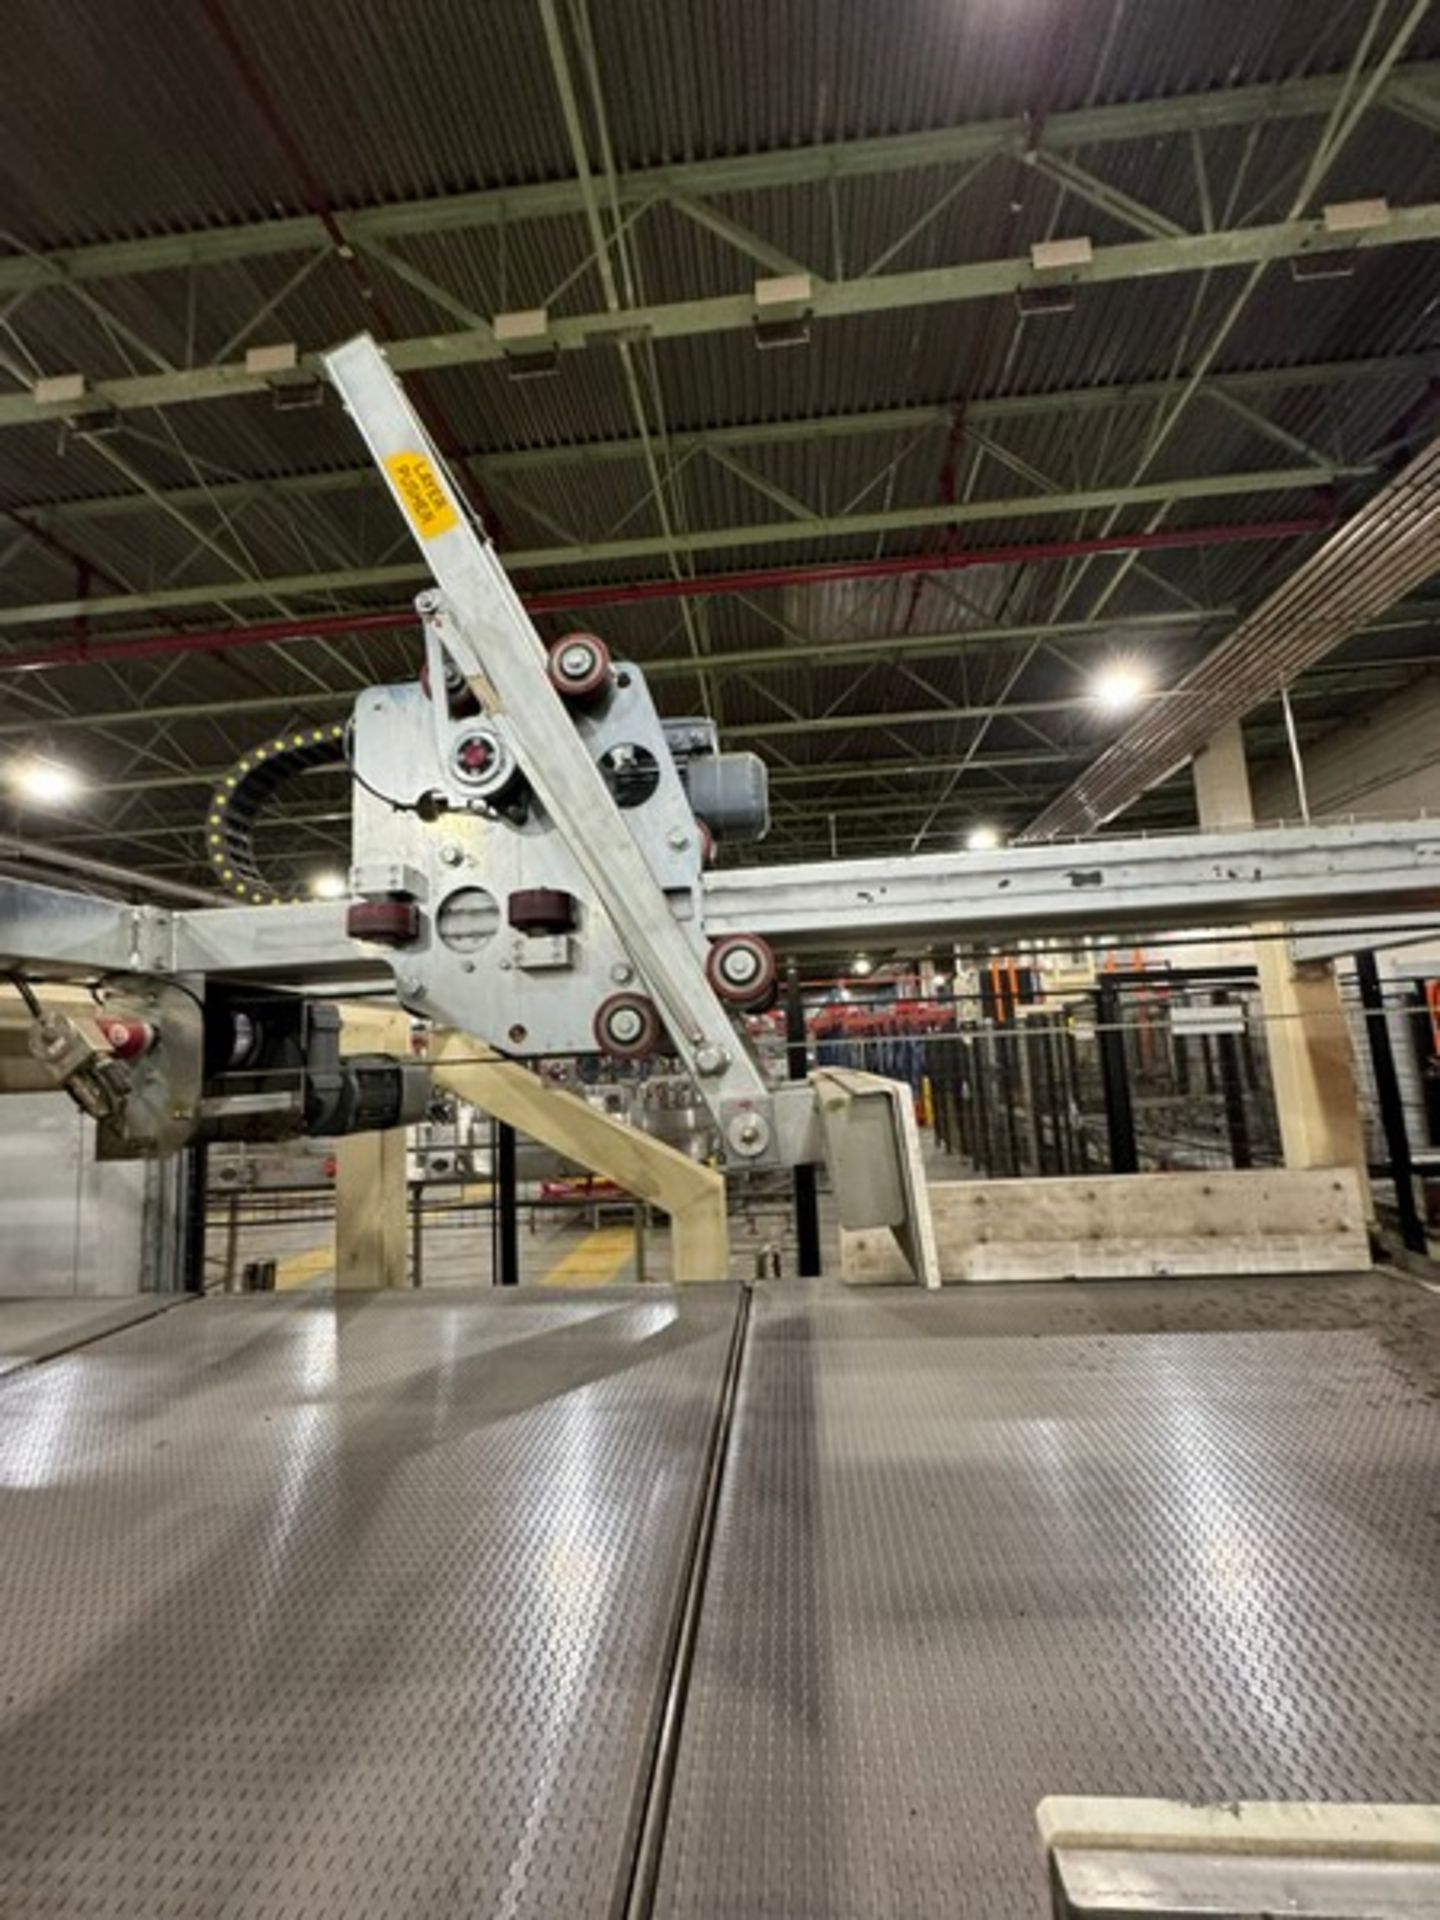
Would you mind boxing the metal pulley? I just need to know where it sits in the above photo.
[706,933,777,1009]
[593,992,663,1060]
[449,721,525,805]
[547,632,612,707]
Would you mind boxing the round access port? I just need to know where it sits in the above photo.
[436,886,500,953]
[598,743,660,809]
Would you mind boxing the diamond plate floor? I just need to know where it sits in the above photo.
[656,1278,1440,1918]
[0,1296,177,1377]
[0,1287,738,1919]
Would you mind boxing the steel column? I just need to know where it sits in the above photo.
[1355,948,1426,1254]
[785,961,822,1278]
[495,1121,520,1287]
[1097,983,1139,1175]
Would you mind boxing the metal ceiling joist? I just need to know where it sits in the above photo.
[16,353,1428,533]
[0,63,1433,299]
[0,466,1349,630]
[0,614,1230,735]
[5,206,1440,434]
[34,668,1406,807]
[729,669,1413,742]
[1023,430,1440,838]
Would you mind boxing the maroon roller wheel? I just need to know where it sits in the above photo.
[346,898,420,948]
[593,991,662,1060]
[696,818,716,867]
[508,888,577,935]
[706,933,777,1008]
[547,632,612,706]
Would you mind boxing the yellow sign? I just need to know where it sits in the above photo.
[384,451,458,538]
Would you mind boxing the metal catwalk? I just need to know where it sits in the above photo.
[1,1276,1437,1918]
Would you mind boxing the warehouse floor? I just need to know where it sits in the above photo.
[1,1269,1436,1917]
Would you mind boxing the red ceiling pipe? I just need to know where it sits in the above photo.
[523,513,1330,612]
[0,512,1330,675]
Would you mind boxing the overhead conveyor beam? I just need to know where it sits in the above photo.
[5,819,1439,982]
[702,820,1440,949]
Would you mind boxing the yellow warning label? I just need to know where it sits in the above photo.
[384,451,458,538]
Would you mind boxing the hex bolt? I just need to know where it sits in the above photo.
[610,962,634,985]
[439,842,464,866]
[695,1043,729,1077]
[667,826,690,850]
[607,1005,645,1046]
[721,946,761,985]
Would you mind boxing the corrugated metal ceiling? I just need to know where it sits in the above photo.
[0,0,1437,880]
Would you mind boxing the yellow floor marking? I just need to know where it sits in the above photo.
[544,1225,633,1289]
[274,1245,335,1291]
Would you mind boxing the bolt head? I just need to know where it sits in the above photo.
[695,1043,729,1077]
[725,1108,770,1158]
[667,826,690,850]
[608,1006,645,1044]
[439,842,463,866]
[721,946,761,985]
[610,962,634,985]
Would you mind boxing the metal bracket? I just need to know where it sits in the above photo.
[322,332,776,1158]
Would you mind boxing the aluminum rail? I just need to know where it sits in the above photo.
[4,820,1440,980]
[702,820,1440,948]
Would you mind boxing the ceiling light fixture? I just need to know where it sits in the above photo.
[1090,662,1148,714]
[10,757,82,806]
[852,956,874,977]
[309,870,349,900]
[965,825,1001,852]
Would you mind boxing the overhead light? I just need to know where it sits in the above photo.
[852,956,873,977]
[965,824,1001,852]
[309,870,349,900]
[1090,663,1148,715]
[10,757,82,806]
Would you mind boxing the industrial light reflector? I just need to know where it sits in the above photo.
[10,757,82,805]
